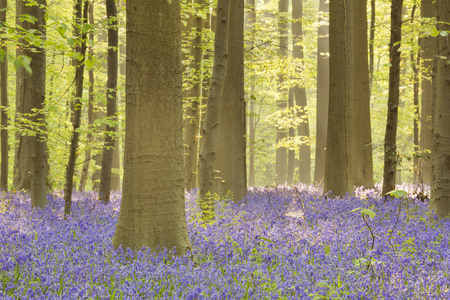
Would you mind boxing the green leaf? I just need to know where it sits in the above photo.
[440,31,449,37]
[85,59,94,69]
[386,189,408,198]
[360,208,376,218]
[324,245,330,255]
[66,37,74,47]
[259,237,274,243]
[349,207,361,213]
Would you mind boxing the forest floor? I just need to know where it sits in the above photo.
[0,184,449,299]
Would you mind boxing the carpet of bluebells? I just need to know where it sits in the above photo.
[1,184,450,299]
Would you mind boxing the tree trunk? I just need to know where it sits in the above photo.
[79,2,95,192]
[92,29,107,191]
[350,0,374,188]
[324,0,350,196]
[382,0,403,195]
[314,0,329,184]
[14,0,32,191]
[411,23,420,183]
[287,88,295,185]
[64,0,89,216]
[112,0,191,255]
[99,0,119,203]
[27,0,47,208]
[0,0,8,191]
[246,0,255,187]
[184,0,204,192]
[216,0,246,201]
[198,0,231,216]
[419,0,435,185]
[429,0,450,218]
[276,0,288,185]
[369,0,375,92]
[292,0,310,184]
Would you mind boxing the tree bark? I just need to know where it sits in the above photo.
[314,0,329,184]
[350,0,374,188]
[276,0,289,185]
[419,0,435,185]
[324,0,350,196]
[28,0,47,208]
[113,0,191,255]
[429,0,450,218]
[184,0,204,192]
[79,1,95,192]
[369,0,375,92]
[216,0,246,201]
[14,0,32,191]
[64,0,89,216]
[0,0,8,191]
[246,0,255,187]
[382,0,403,195]
[99,0,119,203]
[287,88,295,185]
[198,0,231,216]
[292,0,310,184]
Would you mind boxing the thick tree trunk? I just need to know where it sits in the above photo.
[382,0,403,195]
[292,0,310,185]
[0,0,8,191]
[113,0,191,255]
[324,0,350,196]
[99,0,119,203]
[216,0,246,201]
[314,0,329,184]
[14,0,32,191]
[198,0,231,215]
[184,0,204,191]
[419,0,435,185]
[79,2,95,192]
[275,0,289,185]
[64,1,89,216]
[429,0,450,218]
[350,0,374,188]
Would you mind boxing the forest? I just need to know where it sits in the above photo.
[1,0,450,298]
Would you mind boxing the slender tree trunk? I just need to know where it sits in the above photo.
[411,32,420,183]
[369,0,375,92]
[99,0,118,203]
[314,0,329,184]
[276,0,288,185]
[0,0,8,191]
[198,0,231,216]
[64,0,89,216]
[27,0,47,208]
[324,0,350,196]
[79,1,95,191]
[287,88,295,185]
[14,0,32,191]
[216,0,246,201]
[184,0,204,191]
[350,0,374,188]
[419,0,435,185]
[246,0,255,187]
[112,0,191,255]
[382,0,403,195]
[292,0,310,184]
[429,0,450,218]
